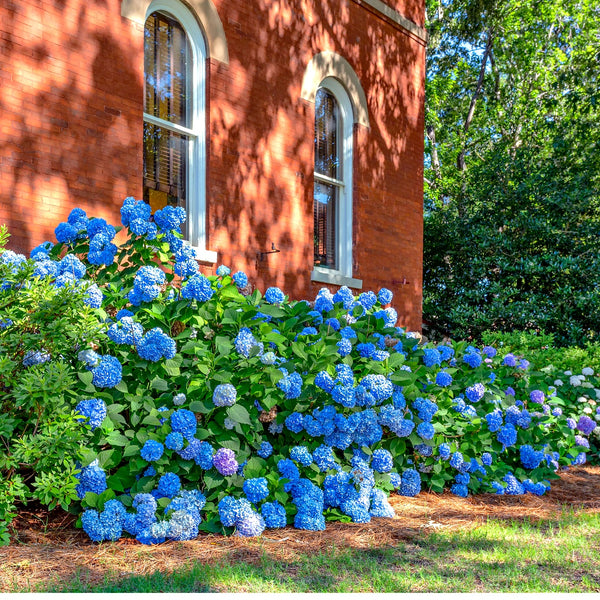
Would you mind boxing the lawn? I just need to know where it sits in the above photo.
[2,465,599,593]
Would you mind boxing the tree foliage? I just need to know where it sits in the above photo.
[423,0,600,346]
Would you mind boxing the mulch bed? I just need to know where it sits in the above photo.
[2,465,600,591]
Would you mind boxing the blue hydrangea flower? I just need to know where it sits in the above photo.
[137,328,176,362]
[257,441,273,459]
[243,477,270,504]
[212,383,237,407]
[435,371,453,387]
[277,458,300,481]
[141,440,164,462]
[75,398,106,430]
[315,371,335,393]
[277,369,302,399]
[32,259,58,279]
[231,271,248,288]
[260,352,277,365]
[390,473,402,489]
[369,488,395,518]
[416,444,433,456]
[485,409,503,433]
[22,349,51,367]
[107,316,144,345]
[502,353,517,367]
[154,205,186,232]
[157,472,181,498]
[371,449,393,473]
[357,291,377,310]
[165,432,184,451]
[417,422,435,440]
[336,338,352,357]
[264,287,285,304]
[449,452,463,470]
[438,443,451,460]
[497,423,517,448]
[481,452,493,466]
[121,197,153,236]
[76,459,107,499]
[350,409,383,447]
[261,501,287,528]
[290,446,313,467]
[451,483,468,498]
[503,472,525,495]
[91,355,122,388]
[312,445,336,472]
[174,245,199,278]
[465,383,485,402]
[180,273,215,302]
[285,412,304,434]
[361,374,394,402]
[413,397,438,422]
[234,327,264,358]
[77,349,99,368]
[332,286,355,307]
[463,352,483,368]
[88,232,117,266]
[399,468,421,497]
[58,254,87,280]
[378,288,393,305]
[128,266,165,305]
[30,241,54,259]
[482,346,497,358]
[519,444,544,470]
[170,409,197,439]
[423,348,442,367]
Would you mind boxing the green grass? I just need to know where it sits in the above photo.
[28,509,600,593]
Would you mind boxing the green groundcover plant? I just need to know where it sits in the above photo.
[0,199,592,546]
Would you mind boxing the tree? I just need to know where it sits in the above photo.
[423,0,600,346]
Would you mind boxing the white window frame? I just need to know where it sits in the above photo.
[311,77,362,289]
[144,0,217,263]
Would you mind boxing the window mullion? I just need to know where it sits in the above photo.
[143,112,197,137]
[314,172,344,188]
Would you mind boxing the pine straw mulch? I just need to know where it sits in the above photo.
[2,465,600,591]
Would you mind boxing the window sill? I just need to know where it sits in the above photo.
[191,246,218,264]
[311,267,363,289]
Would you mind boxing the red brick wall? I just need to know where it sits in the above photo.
[0,0,425,330]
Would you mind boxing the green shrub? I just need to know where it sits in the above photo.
[480,330,600,373]
[0,201,592,546]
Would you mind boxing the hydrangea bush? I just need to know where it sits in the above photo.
[0,200,591,545]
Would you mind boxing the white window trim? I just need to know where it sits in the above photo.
[311,76,362,289]
[144,0,217,263]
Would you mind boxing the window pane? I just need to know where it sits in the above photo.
[144,12,191,128]
[314,181,337,269]
[314,88,338,179]
[143,122,188,238]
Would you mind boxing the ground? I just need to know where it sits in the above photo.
[2,465,600,592]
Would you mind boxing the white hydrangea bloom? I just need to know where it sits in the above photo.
[583,407,593,414]
[582,367,594,376]
[564,370,573,376]
[570,375,584,387]
[554,379,564,386]
[173,393,186,406]
[578,396,588,403]
[595,388,600,400]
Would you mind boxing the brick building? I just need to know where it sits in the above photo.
[0,0,426,329]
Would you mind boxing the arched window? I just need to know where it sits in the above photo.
[312,77,355,284]
[143,0,215,261]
